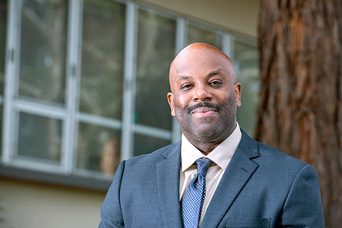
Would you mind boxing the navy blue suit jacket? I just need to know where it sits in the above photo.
[99,130,324,227]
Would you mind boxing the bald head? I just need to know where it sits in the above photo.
[169,43,236,91]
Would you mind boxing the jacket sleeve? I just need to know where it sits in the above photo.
[278,164,325,227]
[98,161,126,228]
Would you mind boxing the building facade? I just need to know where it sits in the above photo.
[0,0,260,227]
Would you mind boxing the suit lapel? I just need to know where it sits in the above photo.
[201,131,259,228]
[156,142,183,228]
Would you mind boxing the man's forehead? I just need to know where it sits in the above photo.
[175,69,226,81]
[171,43,233,66]
[169,43,235,82]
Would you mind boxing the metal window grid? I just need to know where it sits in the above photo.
[1,0,255,183]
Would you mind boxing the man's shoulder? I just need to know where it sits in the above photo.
[256,140,307,167]
[254,141,315,182]
[240,130,308,170]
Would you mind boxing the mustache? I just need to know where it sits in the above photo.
[186,102,222,114]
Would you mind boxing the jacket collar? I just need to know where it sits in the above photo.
[201,130,260,228]
[157,142,183,228]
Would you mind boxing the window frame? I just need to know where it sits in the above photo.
[0,0,258,190]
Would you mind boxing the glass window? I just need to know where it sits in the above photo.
[19,0,68,104]
[0,106,2,158]
[17,112,62,163]
[135,9,176,131]
[0,0,7,158]
[76,122,121,175]
[80,0,125,119]
[0,0,7,95]
[0,0,259,186]
[77,0,126,175]
[234,40,259,136]
[187,23,222,49]
[133,133,170,157]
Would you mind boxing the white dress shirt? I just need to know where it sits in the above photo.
[179,123,242,225]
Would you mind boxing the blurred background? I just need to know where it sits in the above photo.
[0,0,260,227]
[1,0,341,227]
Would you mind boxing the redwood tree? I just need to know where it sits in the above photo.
[256,0,342,227]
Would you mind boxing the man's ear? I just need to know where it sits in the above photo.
[167,92,176,116]
[234,83,242,107]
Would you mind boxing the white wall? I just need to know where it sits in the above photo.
[138,0,261,38]
[0,177,105,228]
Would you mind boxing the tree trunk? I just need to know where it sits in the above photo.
[256,0,342,227]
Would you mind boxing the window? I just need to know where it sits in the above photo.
[134,8,176,156]
[234,39,259,136]
[0,0,259,189]
[19,0,68,104]
[187,22,222,49]
[16,0,67,167]
[77,0,125,176]
[0,0,7,157]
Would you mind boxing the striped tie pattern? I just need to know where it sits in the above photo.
[181,158,212,228]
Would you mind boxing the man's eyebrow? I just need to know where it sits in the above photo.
[175,69,224,82]
[176,75,192,81]
[207,69,221,77]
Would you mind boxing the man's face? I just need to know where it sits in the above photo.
[167,45,241,144]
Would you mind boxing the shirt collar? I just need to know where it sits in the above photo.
[181,122,242,172]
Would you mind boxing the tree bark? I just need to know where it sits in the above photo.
[256,0,342,227]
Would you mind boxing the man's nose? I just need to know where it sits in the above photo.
[193,85,212,101]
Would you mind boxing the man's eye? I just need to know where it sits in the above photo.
[209,80,223,86]
[181,84,192,90]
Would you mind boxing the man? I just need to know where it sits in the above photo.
[99,43,324,228]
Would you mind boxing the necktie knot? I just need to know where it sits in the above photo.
[196,158,211,177]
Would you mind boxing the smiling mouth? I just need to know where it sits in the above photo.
[191,107,218,117]
[186,102,222,114]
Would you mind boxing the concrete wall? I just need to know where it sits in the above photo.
[0,177,105,228]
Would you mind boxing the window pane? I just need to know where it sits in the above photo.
[135,9,176,130]
[77,122,121,175]
[79,0,125,119]
[187,23,222,49]
[234,41,259,136]
[0,106,2,157]
[0,0,7,158]
[19,0,68,104]
[133,133,171,157]
[0,0,7,95]
[17,112,62,162]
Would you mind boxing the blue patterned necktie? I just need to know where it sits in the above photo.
[181,158,212,228]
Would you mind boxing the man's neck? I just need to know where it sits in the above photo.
[183,122,237,155]
[185,133,232,155]
[193,142,221,155]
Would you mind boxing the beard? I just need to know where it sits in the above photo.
[174,92,237,143]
